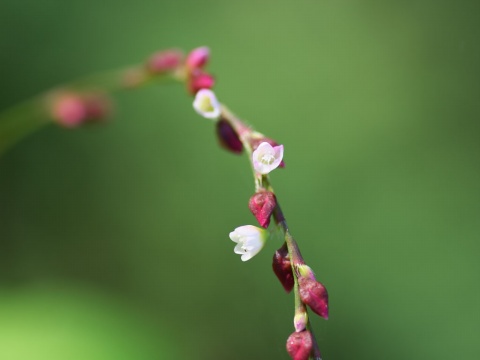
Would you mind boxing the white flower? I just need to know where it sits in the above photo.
[252,142,284,175]
[229,225,268,261]
[193,89,221,119]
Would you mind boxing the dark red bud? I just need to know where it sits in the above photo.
[298,277,329,320]
[272,244,294,293]
[147,49,183,73]
[250,137,285,168]
[286,330,314,360]
[188,70,215,95]
[249,191,277,228]
[216,119,243,154]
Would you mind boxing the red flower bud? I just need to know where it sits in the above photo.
[147,49,183,73]
[286,330,314,360]
[216,119,243,154]
[298,277,329,320]
[188,70,215,95]
[272,244,294,293]
[249,191,277,228]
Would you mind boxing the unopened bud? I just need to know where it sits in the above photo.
[272,244,294,293]
[249,191,276,228]
[51,92,111,128]
[186,46,210,69]
[147,49,183,73]
[286,330,314,360]
[298,277,329,320]
[216,119,243,154]
[188,70,215,95]
[293,311,308,332]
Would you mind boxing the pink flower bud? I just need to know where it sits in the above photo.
[51,94,87,127]
[188,70,215,95]
[185,46,210,69]
[51,92,111,128]
[272,244,294,293]
[286,330,314,360]
[251,137,285,168]
[298,277,329,320]
[249,191,276,228]
[216,119,243,154]
[147,49,183,73]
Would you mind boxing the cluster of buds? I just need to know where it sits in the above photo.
[189,46,328,360]
[50,91,111,128]
[184,47,215,95]
[279,258,329,359]
[126,46,215,92]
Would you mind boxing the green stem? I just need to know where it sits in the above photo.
[0,96,49,155]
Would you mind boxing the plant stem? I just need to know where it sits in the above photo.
[0,65,180,157]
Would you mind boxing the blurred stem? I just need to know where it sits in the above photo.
[0,65,177,157]
[0,96,49,155]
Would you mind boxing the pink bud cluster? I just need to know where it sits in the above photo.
[185,47,215,95]
[50,92,111,128]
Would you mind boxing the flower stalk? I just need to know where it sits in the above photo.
[0,46,330,359]
[217,100,328,359]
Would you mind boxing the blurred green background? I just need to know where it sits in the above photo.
[1,0,480,359]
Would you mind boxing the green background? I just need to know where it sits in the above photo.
[1,1,479,359]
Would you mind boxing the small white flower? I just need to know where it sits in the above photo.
[252,142,284,175]
[193,89,221,119]
[229,225,268,261]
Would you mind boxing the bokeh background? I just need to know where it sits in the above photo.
[1,1,480,359]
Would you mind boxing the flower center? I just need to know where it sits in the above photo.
[198,96,214,113]
[261,153,275,165]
